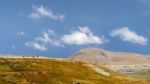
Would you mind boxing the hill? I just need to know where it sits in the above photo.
[0,57,149,84]
[69,48,150,65]
[69,48,150,80]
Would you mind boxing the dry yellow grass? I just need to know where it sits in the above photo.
[0,58,149,84]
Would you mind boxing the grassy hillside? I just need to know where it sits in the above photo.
[0,58,149,84]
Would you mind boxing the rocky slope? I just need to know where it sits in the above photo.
[69,48,150,80]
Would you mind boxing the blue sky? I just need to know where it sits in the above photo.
[0,0,150,57]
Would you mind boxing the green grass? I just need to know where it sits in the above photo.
[0,58,149,84]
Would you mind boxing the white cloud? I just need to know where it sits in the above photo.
[61,26,106,45]
[25,42,47,51]
[110,27,148,45]
[29,5,64,21]
[25,29,63,51]
[17,31,26,36]
[35,30,64,47]
[25,26,107,50]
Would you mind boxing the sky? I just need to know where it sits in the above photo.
[0,0,150,57]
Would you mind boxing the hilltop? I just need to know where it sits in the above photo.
[69,48,150,65]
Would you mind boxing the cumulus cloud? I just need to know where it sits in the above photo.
[110,27,148,45]
[61,26,106,45]
[25,26,107,51]
[29,5,64,21]
[25,29,63,51]
[17,31,26,36]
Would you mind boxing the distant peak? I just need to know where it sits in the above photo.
[69,48,150,65]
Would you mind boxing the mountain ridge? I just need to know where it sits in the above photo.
[69,48,150,65]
